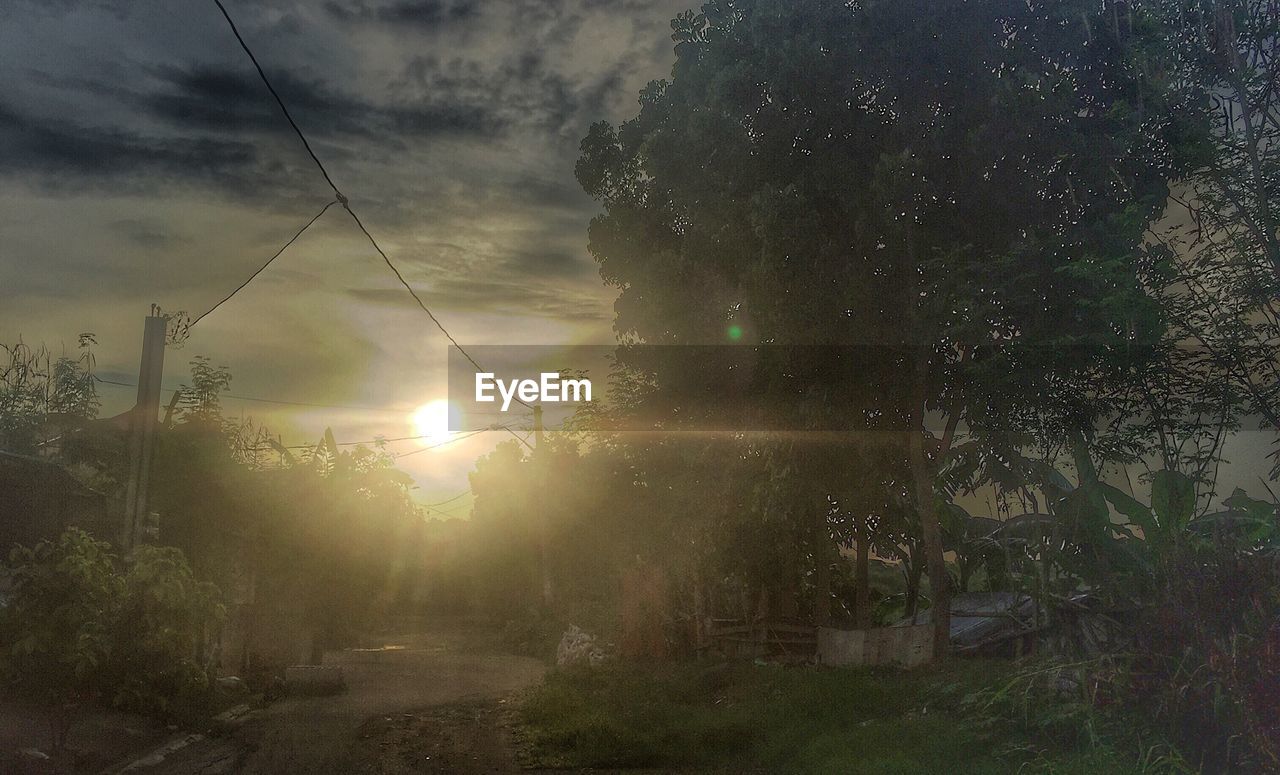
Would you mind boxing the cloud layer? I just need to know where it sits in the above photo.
[0,0,687,496]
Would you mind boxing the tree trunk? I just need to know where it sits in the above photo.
[905,550,923,621]
[909,429,950,661]
[814,504,832,627]
[814,554,832,627]
[909,351,950,662]
[853,517,871,629]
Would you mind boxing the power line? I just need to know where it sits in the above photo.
[423,490,472,508]
[95,375,526,448]
[342,207,495,378]
[209,0,526,407]
[97,373,502,452]
[424,501,472,518]
[421,491,474,517]
[498,423,536,451]
[238,424,509,455]
[210,0,342,197]
[189,199,338,327]
[394,427,492,458]
[94,375,410,413]
[276,426,505,450]
[98,375,551,444]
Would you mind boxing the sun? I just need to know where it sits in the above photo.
[410,399,459,449]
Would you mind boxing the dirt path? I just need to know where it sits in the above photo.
[125,621,547,774]
[344,701,528,773]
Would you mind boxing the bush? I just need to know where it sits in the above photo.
[105,545,225,722]
[519,659,1166,773]
[954,657,1191,773]
[1133,537,1280,772]
[0,529,120,749]
[0,529,224,747]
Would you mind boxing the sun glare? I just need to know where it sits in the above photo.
[410,399,459,449]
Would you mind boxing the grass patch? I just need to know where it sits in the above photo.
[517,659,1182,773]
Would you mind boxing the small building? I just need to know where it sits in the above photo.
[0,450,119,552]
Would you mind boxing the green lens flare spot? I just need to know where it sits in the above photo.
[727,324,743,341]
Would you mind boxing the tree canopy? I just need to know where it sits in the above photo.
[576,0,1201,657]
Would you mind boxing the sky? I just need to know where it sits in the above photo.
[0,0,688,506]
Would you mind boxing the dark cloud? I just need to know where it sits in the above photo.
[108,218,190,249]
[142,66,284,134]
[3,0,682,205]
[0,0,686,490]
[322,0,479,28]
[0,61,510,202]
[396,54,628,140]
[347,280,610,322]
[143,64,507,141]
[0,99,260,189]
[0,0,130,19]
[505,172,595,212]
[502,248,590,279]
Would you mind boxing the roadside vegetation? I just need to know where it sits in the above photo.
[519,660,1188,774]
[0,529,222,749]
[496,0,1280,771]
[0,341,432,754]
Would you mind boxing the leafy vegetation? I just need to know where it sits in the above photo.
[130,358,433,669]
[0,335,98,456]
[520,661,1186,774]
[105,544,225,721]
[1,339,430,719]
[493,0,1280,770]
[0,529,222,748]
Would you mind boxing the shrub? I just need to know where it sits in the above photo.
[1133,536,1280,772]
[0,529,224,747]
[955,656,1192,773]
[105,545,225,722]
[0,529,120,749]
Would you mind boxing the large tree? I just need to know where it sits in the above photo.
[579,0,1188,657]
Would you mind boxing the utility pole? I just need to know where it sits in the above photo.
[122,307,167,550]
[533,404,552,607]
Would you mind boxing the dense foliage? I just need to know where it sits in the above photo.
[0,342,430,672]
[145,368,430,668]
[0,530,223,747]
[520,660,1190,773]
[575,0,1203,657]
[0,335,98,456]
[464,0,1280,769]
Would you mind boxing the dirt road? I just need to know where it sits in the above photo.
[123,622,547,774]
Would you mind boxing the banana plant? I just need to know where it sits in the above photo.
[1187,487,1279,549]
[1100,473,1277,551]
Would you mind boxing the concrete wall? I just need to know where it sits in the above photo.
[816,624,933,667]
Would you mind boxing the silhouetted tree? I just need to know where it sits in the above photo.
[578,0,1191,657]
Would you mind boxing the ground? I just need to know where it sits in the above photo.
[233,623,545,774]
[3,619,547,775]
[3,621,1181,774]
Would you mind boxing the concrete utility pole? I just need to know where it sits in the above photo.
[122,307,167,550]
